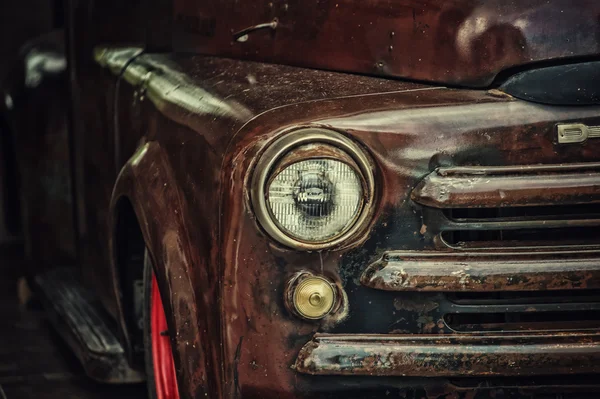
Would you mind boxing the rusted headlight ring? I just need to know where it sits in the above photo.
[251,128,375,251]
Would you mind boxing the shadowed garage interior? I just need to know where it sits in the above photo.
[0,244,146,398]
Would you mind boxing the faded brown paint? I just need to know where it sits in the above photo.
[101,54,432,398]
[9,46,600,395]
[217,75,600,396]
[173,0,600,87]
[96,55,600,396]
[3,1,600,396]
[109,141,221,397]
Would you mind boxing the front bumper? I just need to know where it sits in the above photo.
[295,332,600,377]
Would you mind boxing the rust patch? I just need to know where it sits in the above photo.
[412,163,600,209]
[361,250,600,292]
[295,332,600,377]
[393,298,439,313]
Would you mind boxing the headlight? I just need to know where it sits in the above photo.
[268,159,362,241]
[251,128,374,250]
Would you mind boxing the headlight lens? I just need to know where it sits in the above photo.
[267,159,363,242]
[251,128,374,250]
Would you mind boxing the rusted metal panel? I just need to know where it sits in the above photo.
[6,0,600,396]
[218,85,600,395]
[88,50,600,396]
[173,0,600,87]
[412,163,600,209]
[361,250,600,292]
[295,332,600,377]
[99,53,431,398]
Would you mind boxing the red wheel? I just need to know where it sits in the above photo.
[145,251,180,399]
[150,274,180,399]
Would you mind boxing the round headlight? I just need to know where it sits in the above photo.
[251,129,374,250]
[268,159,362,242]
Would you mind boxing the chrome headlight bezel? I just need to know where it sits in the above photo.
[250,128,375,250]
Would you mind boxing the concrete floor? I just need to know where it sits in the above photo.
[0,244,146,399]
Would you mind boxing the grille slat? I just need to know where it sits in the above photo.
[412,163,600,209]
[360,250,600,292]
[414,163,600,250]
[382,163,600,333]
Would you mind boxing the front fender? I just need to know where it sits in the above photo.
[109,140,223,398]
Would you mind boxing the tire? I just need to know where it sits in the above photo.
[143,250,180,399]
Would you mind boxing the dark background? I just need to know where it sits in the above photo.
[0,2,144,397]
[0,0,61,243]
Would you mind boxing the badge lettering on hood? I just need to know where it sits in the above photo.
[557,123,600,144]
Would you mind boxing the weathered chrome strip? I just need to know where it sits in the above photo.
[412,163,600,208]
[295,332,600,377]
[93,47,143,76]
[360,250,600,292]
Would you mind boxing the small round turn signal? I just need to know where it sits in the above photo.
[293,276,336,320]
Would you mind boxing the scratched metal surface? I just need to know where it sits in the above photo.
[84,49,600,397]
[10,43,600,396]
[172,0,600,87]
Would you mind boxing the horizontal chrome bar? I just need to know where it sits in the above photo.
[361,250,600,292]
[295,332,600,377]
[412,163,600,208]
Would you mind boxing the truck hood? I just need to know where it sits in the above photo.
[173,0,600,87]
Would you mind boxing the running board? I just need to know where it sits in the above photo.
[34,268,145,383]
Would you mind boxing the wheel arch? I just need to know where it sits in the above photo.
[109,140,221,398]
[111,194,146,368]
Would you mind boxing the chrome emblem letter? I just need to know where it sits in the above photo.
[557,123,600,144]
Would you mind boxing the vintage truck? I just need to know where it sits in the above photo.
[1,0,600,398]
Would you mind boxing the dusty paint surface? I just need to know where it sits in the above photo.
[8,20,600,397]
[95,51,600,397]
[173,0,600,87]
